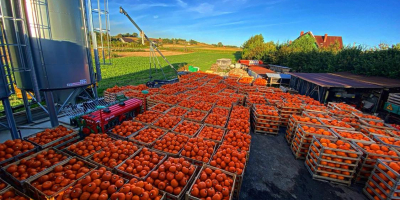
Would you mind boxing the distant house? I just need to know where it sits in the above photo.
[296,31,343,49]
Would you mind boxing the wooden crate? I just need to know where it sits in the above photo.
[290,124,337,159]
[305,136,362,186]
[285,115,318,145]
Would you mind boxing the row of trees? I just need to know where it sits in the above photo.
[241,34,400,79]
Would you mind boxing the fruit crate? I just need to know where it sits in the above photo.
[363,159,400,200]
[332,115,361,130]
[204,113,228,129]
[210,106,232,117]
[305,136,362,186]
[302,111,334,120]
[291,124,337,160]
[285,115,318,145]
[352,112,384,123]
[152,132,190,157]
[0,146,39,168]
[231,93,245,106]
[331,129,375,145]
[153,160,199,200]
[24,129,79,150]
[180,139,218,166]
[359,118,395,130]
[1,147,70,191]
[332,103,361,113]
[251,115,280,135]
[197,124,227,144]
[388,129,400,138]
[171,120,204,138]
[0,186,32,199]
[317,118,356,131]
[184,110,209,123]
[185,165,236,200]
[64,136,117,160]
[165,106,191,117]
[114,148,167,181]
[108,121,147,140]
[302,105,329,113]
[352,142,400,183]
[148,103,173,114]
[25,156,97,200]
[360,125,395,138]
[134,110,164,125]
[373,135,400,151]
[129,126,168,148]
[279,113,293,127]
[152,116,183,132]
[0,178,10,193]
[104,90,126,103]
[53,136,80,151]
[215,98,239,109]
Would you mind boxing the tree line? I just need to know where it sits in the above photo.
[241,34,400,79]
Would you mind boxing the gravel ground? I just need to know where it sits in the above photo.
[239,128,368,200]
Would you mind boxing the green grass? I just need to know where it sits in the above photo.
[98,51,241,95]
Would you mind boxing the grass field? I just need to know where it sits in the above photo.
[98,51,241,95]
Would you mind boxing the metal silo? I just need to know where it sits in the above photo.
[0,0,110,127]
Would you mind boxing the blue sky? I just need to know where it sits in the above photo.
[107,0,400,47]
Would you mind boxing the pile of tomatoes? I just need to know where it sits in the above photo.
[153,115,181,130]
[304,112,332,119]
[216,97,237,108]
[6,148,68,181]
[210,144,247,175]
[116,148,164,179]
[150,103,171,113]
[181,138,216,163]
[67,134,113,158]
[193,102,213,112]
[211,107,230,116]
[173,120,201,136]
[190,167,234,200]
[230,106,250,121]
[91,140,139,169]
[27,125,74,146]
[178,100,196,109]
[0,188,28,200]
[185,110,207,122]
[153,132,189,154]
[148,157,197,196]
[131,127,166,145]
[332,129,372,142]
[205,114,227,127]
[198,126,225,142]
[111,178,163,200]
[0,139,35,163]
[31,158,94,196]
[247,95,267,104]
[223,130,251,151]
[135,111,162,124]
[166,107,188,117]
[227,119,250,133]
[320,119,353,129]
[111,121,145,137]
[56,168,125,200]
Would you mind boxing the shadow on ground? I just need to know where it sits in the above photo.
[239,128,367,200]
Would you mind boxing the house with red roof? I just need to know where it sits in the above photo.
[296,31,343,49]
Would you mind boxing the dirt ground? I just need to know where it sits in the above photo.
[239,128,367,200]
[115,51,190,57]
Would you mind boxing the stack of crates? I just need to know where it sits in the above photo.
[305,136,363,186]
[363,159,400,200]
[251,104,280,135]
[277,102,303,127]
[285,115,320,145]
[353,142,400,183]
[291,124,337,159]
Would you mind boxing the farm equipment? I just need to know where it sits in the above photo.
[78,98,143,135]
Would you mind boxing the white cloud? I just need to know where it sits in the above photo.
[213,21,246,27]
[176,0,187,7]
[127,3,170,11]
[191,3,214,14]
[153,15,159,19]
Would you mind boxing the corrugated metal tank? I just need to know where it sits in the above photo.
[8,0,93,91]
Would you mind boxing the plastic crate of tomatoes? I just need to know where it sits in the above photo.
[204,114,228,129]
[2,147,70,190]
[109,121,146,140]
[211,106,231,117]
[129,126,168,148]
[152,132,190,157]
[65,134,116,160]
[149,103,172,113]
[152,115,182,131]
[54,168,129,200]
[198,125,227,144]
[186,165,236,200]
[24,125,78,150]
[165,106,190,117]
[0,139,38,167]
[135,110,163,125]
[25,157,97,200]
[115,147,166,180]
[178,100,197,109]
[0,186,31,200]
[147,157,199,200]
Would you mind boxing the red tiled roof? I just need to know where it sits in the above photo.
[314,35,343,49]
[248,66,275,75]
